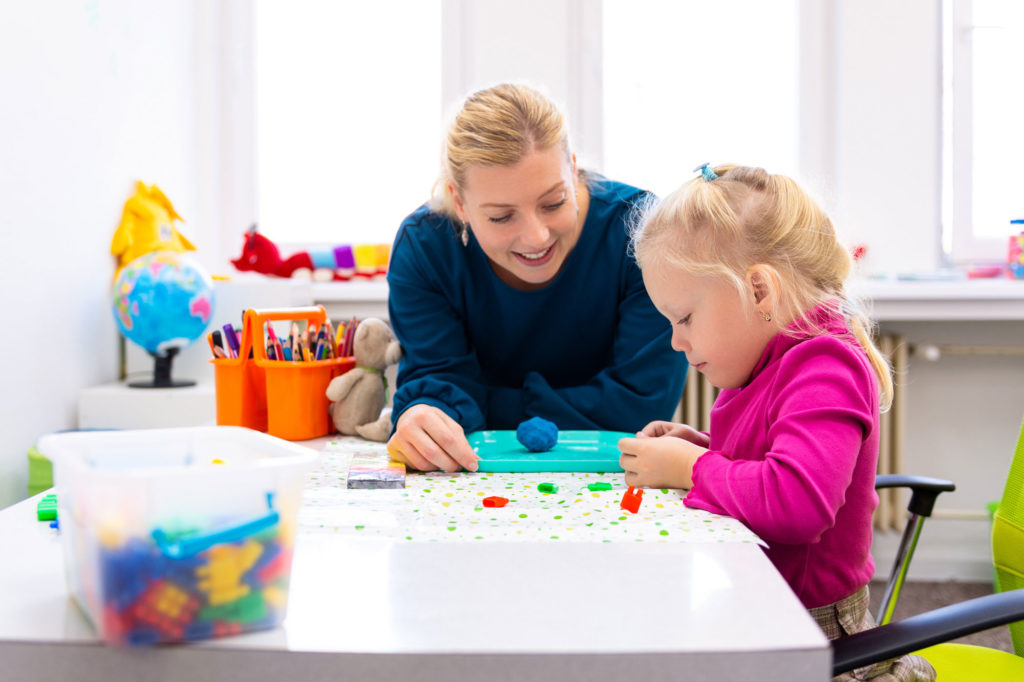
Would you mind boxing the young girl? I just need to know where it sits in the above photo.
[619,164,935,681]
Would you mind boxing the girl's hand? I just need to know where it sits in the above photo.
[387,404,480,473]
[636,420,710,447]
[618,435,708,490]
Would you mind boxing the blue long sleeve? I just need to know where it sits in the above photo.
[388,176,687,433]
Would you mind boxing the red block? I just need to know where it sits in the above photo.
[482,496,509,508]
[620,486,643,514]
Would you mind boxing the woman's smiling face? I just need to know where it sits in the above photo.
[452,145,583,290]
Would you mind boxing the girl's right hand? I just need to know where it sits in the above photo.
[386,404,480,473]
[636,421,710,447]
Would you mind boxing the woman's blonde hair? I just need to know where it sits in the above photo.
[631,164,893,411]
[432,83,573,219]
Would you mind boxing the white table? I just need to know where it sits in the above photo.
[0,439,831,681]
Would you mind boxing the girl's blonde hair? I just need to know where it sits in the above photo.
[431,83,573,219]
[632,164,893,411]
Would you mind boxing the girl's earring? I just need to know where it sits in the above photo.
[762,311,773,322]
[460,222,470,247]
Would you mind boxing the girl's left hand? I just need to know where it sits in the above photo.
[617,435,708,490]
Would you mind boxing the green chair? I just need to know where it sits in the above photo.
[833,415,1024,678]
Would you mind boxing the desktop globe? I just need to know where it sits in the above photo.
[111,250,215,388]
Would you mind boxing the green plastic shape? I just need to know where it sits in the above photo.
[37,493,57,522]
[537,482,558,493]
[587,482,613,491]
[468,430,628,473]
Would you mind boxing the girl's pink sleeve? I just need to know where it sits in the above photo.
[683,340,876,545]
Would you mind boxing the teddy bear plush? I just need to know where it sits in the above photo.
[325,318,402,441]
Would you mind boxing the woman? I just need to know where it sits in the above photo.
[386,83,687,472]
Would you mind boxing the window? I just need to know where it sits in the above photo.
[255,0,441,247]
[253,0,802,248]
[944,0,1024,262]
[601,0,799,198]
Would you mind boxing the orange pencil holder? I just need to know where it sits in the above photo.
[212,306,354,440]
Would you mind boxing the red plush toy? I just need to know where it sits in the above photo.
[231,224,357,281]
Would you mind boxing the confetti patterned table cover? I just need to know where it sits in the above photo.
[298,437,763,545]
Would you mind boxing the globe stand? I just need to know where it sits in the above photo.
[128,347,196,389]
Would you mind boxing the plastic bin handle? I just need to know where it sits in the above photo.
[152,509,280,560]
[247,305,329,364]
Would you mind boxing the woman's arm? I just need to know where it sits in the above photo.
[387,216,490,432]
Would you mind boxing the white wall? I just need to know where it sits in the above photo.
[0,1,215,507]
[874,320,1024,581]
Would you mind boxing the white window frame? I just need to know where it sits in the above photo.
[944,0,1011,264]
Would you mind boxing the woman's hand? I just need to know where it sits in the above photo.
[618,434,708,490]
[635,420,710,447]
[386,404,480,472]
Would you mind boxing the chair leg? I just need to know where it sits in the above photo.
[877,513,925,625]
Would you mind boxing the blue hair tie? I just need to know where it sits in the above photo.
[693,163,718,182]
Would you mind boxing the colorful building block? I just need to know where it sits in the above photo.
[195,540,263,606]
[36,493,57,521]
[620,486,643,514]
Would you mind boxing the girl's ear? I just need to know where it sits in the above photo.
[746,264,781,314]
[449,183,467,223]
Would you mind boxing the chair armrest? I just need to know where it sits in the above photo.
[832,589,1024,676]
[875,474,956,517]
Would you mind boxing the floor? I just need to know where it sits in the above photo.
[868,579,1015,652]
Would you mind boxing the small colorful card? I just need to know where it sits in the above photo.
[346,451,406,489]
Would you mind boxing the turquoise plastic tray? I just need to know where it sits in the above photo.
[467,430,628,473]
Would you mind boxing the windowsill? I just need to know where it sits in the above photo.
[849,277,1024,321]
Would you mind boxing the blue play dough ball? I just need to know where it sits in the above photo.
[516,417,559,452]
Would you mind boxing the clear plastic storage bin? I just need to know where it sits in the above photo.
[38,426,315,645]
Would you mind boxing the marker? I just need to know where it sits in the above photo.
[211,330,225,354]
[222,324,240,359]
[323,319,335,357]
[307,323,320,360]
[341,317,358,357]
[290,323,301,362]
[315,327,327,358]
[335,323,345,355]
[267,324,285,362]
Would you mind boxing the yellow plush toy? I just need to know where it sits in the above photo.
[110,181,195,280]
